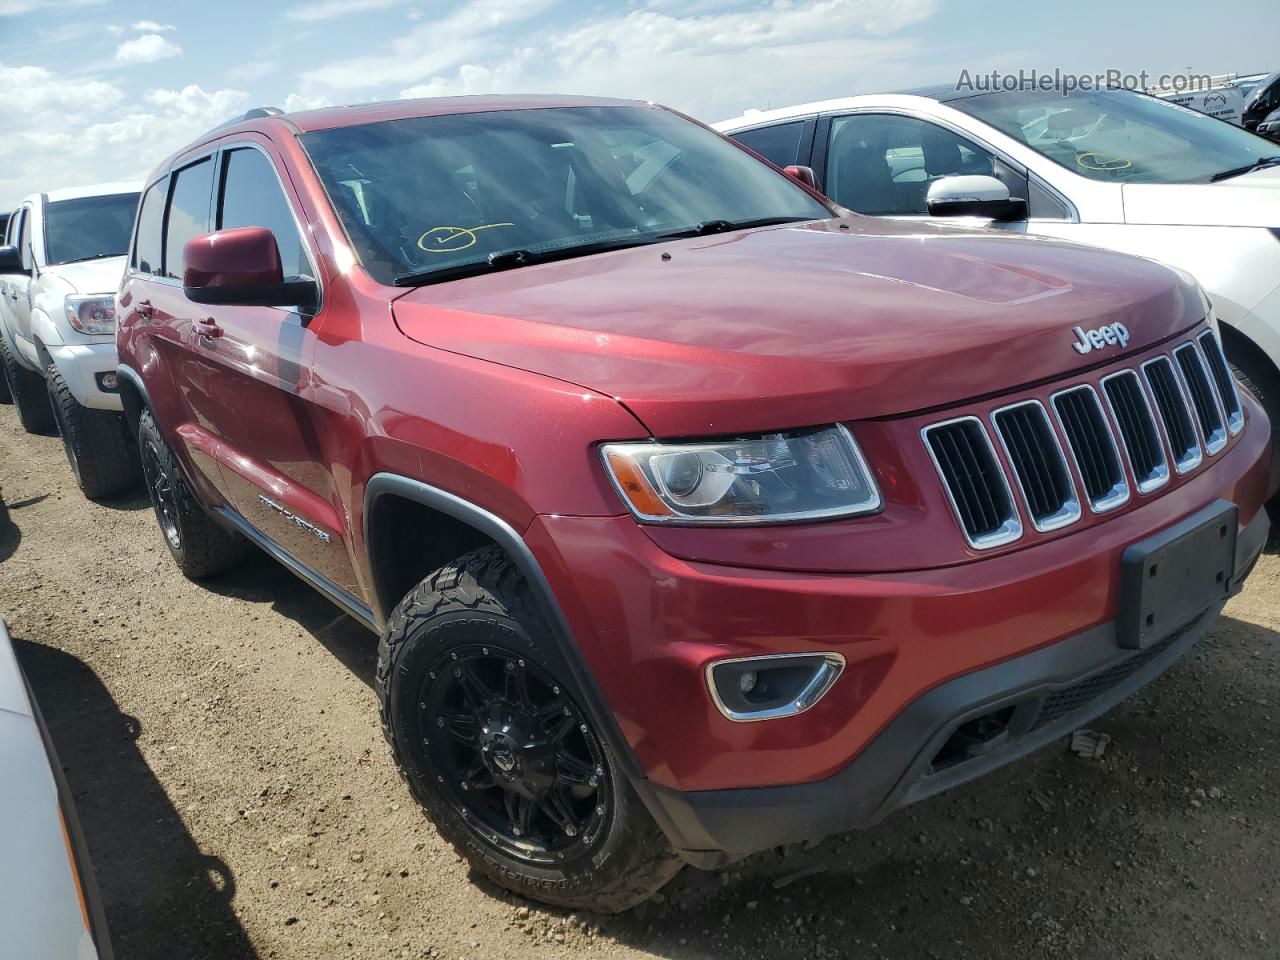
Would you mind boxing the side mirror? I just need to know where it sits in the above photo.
[183,227,317,314]
[783,165,819,190]
[926,175,1028,222]
[0,245,23,274]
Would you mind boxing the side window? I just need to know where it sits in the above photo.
[132,177,167,275]
[164,158,214,280]
[4,209,17,245]
[1028,180,1071,220]
[826,114,1015,217]
[218,147,311,280]
[732,121,806,169]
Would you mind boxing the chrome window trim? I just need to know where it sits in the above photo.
[705,652,846,723]
[1141,355,1204,475]
[1173,342,1229,456]
[1049,384,1130,513]
[921,415,1023,549]
[819,106,1080,222]
[1196,330,1245,436]
[1099,369,1171,495]
[989,399,1081,532]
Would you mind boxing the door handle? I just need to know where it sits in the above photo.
[135,299,153,318]
[195,317,224,340]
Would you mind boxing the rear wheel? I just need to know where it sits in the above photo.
[136,409,247,577]
[1,339,53,433]
[47,364,140,500]
[377,545,681,912]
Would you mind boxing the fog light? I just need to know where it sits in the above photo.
[95,371,118,392]
[707,653,845,722]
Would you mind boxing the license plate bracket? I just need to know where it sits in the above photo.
[1117,499,1236,650]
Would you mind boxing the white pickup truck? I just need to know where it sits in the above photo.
[0,183,140,499]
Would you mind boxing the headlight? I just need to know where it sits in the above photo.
[601,424,881,524]
[64,295,116,335]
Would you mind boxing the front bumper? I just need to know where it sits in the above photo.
[640,504,1266,864]
[46,341,122,412]
[525,392,1271,864]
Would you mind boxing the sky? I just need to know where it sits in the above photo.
[1,0,1277,207]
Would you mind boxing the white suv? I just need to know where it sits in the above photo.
[0,183,141,499]
[716,88,1280,477]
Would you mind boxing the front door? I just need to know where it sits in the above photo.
[180,141,359,595]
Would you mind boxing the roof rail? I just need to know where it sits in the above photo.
[205,106,284,137]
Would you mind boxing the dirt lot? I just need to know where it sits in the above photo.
[2,411,1279,960]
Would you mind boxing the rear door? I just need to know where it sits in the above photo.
[181,140,358,594]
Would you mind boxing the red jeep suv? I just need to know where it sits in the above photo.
[116,95,1270,911]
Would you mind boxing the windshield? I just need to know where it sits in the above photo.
[300,105,830,285]
[44,193,139,265]
[952,89,1279,184]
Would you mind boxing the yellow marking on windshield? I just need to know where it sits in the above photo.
[417,223,515,254]
[1076,153,1132,172]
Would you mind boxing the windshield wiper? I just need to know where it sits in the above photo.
[1209,156,1280,182]
[56,252,122,265]
[393,234,666,287]
[656,215,813,240]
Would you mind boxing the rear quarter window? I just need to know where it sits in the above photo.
[132,178,167,275]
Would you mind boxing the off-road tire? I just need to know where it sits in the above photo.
[0,353,10,404]
[136,409,247,578]
[1228,349,1280,498]
[47,364,140,500]
[1,338,53,433]
[377,545,681,912]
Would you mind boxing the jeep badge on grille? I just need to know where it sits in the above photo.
[1072,322,1130,355]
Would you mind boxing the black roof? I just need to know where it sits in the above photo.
[892,82,974,102]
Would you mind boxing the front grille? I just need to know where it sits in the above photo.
[1197,331,1244,434]
[1052,386,1128,511]
[924,334,1237,546]
[1102,371,1169,493]
[992,402,1079,531]
[1143,356,1202,474]
[1175,343,1228,454]
[923,418,1021,548]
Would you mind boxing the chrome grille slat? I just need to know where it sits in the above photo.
[922,417,1021,549]
[1052,385,1128,512]
[991,401,1079,532]
[1197,330,1244,435]
[1143,356,1202,474]
[1174,342,1228,455]
[926,338,1226,544]
[1101,371,1169,494]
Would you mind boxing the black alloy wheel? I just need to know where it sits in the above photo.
[419,643,611,865]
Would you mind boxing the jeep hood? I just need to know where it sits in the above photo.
[393,218,1203,437]
[1123,165,1280,227]
[49,255,127,295]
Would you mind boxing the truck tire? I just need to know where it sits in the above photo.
[47,364,140,500]
[377,545,681,912]
[1,339,53,433]
[136,409,247,578]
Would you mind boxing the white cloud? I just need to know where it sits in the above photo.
[283,92,334,113]
[115,33,183,64]
[0,74,248,207]
[301,0,555,91]
[284,0,400,21]
[389,0,940,121]
[131,19,175,32]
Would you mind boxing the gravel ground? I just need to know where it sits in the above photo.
[2,410,1279,960]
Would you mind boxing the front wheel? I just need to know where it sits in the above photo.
[47,364,140,500]
[377,545,681,912]
[1228,349,1280,498]
[136,409,247,577]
